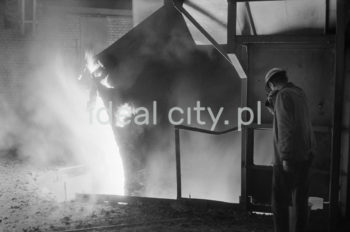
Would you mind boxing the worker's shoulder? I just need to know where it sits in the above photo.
[278,84,307,104]
[280,83,305,96]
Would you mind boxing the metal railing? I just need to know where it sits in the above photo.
[174,125,239,199]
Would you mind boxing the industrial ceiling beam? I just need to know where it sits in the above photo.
[44,0,132,10]
[234,0,330,36]
[245,2,257,35]
[186,1,226,28]
[173,0,224,54]
[173,2,224,55]
[235,35,335,45]
[173,0,247,79]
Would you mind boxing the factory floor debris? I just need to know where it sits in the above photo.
[0,153,273,232]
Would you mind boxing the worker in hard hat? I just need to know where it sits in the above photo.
[264,68,315,232]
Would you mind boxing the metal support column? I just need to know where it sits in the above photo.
[239,44,250,209]
[227,0,237,51]
[325,0,330,34]
[329,0,346,230]
[175,128,182,199]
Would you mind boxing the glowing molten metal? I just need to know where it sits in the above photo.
[85,51,125,195]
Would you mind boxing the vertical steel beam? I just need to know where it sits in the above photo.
[240,84,248,208]
[347,121,350,218]
[227,0,237,52]
[241,127,255,209]
[329,0,346,230]
[239,44,250,209]
[346,6,350,220]
[325,0,330,34]
[175,128,182,199]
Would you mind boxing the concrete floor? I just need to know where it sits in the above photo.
[0,153,273,232]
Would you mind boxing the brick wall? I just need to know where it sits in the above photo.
[107,16,133,45]
[0,1,26,101]
[35,6,133,57]
[0,1,132,102]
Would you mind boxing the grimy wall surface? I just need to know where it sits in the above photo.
[0,0,132,105]
[248,44,334,126]
[246,42,335,203]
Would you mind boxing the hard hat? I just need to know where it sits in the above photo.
[265,68,286,91]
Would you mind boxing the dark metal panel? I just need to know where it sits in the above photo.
[164,0,173,6]
[96,5,195,70]
[93,5,241,197]
[309,130,332,200]
[247,44,335,126]
[248,165,272,206]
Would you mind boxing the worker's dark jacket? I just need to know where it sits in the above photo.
[272,83,315,165]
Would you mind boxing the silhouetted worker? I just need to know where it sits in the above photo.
[264,68,315,232]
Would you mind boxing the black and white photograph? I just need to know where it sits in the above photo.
[0,0,349,231]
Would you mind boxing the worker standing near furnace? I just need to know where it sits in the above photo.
[264,68,315,232]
